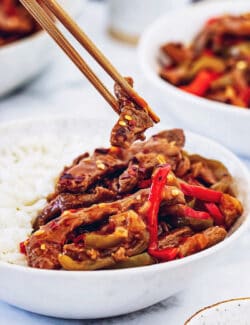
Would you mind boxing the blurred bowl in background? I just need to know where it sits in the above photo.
[107,0,190,44]
[0,0,84,98]
[138,0,250,157]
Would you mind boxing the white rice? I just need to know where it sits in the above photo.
[0,135,87,265]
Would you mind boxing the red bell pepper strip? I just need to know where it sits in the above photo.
[3,0,16,16]
[147,164,179,261]
[180,182,222,203]
[148,247,179,262]
[239,87,250,107]
[180,70,219,96]
[147,164,171,246]
[206,16,220,26]
[205,202,224,225]
[182,206,211,220]
[202,49,214,57]
[19,241,27,255]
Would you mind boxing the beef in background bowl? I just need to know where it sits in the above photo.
[138,0,250,157]
[0,0,84,98]
[159,13,250,109]
[0,0,41,47]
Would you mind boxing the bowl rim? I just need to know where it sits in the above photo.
[184,297,250,324]
[138,0,250,118]
[0,29,47,52]
[0,116,249,277]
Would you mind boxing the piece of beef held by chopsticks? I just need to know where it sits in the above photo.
[110,77,154,148]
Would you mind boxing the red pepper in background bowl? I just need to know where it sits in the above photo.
[2,0,17,16]
[180,70,219,96]
[206,16,220,26]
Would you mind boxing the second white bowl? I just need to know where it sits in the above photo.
[138,0,250,157]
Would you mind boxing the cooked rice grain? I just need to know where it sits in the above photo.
[0,135,86,265]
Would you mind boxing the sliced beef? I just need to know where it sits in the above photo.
[161,42,193,64]
[118,159,140,194]
[160,65,188,86]
[0,1,39,42]
[110,106,154,148]
[158,226,193,249]
[179,226,227,257]
[110,77,154,148]
[151,129,185,148]
[57,150,127,194]
[219,193,243,229]
[193,14,250,55]
[34,187,116,229]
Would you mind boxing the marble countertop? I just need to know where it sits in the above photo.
[0,2,249,324]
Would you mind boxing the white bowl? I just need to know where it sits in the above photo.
[0,0,83,98]
[185,298,250,325]
[138,0,250,157]
[0,117,249,319]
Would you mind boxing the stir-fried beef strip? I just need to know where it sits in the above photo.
[57,149,127,194]
[159,13,250,109]
[161,42,193,64]
[34,187,116,230]
[193,14,250,55]
[110,77,154,148]
[158,226,193,249]
[178,226,227,257]
[0,0,40,46]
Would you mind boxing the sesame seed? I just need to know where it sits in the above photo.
[171,189,180,197]
[225,86,235,98]
[118,121,126,126]
[97,163,105,170]
[167,174,174,182]
[236,60,248,70]
[35,229,45,236]
[156,154,166,164]
[40,244,46,250]
[109,146,120,154]
[124,115,132,121]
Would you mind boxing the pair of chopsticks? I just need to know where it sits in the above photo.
[20,0,160,123]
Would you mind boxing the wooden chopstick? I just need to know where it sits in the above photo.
[41,0,160,123]
[20,0,119,114]
[20,0,160,123]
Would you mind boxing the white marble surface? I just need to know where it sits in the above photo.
[0,2,249,324]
